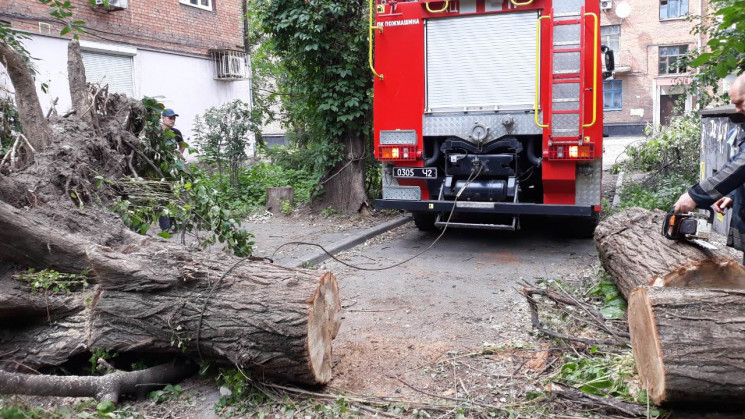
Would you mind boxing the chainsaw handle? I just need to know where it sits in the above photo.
[703,206,715,223]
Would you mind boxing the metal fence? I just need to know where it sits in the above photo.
[700,106,744,235]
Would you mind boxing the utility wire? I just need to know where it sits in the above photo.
[271,165,485,271]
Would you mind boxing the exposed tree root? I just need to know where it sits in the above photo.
[0,359,197,402]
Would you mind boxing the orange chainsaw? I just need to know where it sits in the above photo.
[662,207,716,250]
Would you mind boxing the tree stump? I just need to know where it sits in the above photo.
[628,287,745,406]
[266,186,294,214]
[594,207,735,299]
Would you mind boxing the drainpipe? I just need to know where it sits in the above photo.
[243,0,253,110]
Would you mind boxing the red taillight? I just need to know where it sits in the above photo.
[379,145,419,161]
[548,144,594,160]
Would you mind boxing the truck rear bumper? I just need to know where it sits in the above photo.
[374,199,593,217]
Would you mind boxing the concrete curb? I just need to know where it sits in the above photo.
[291,215,413,268]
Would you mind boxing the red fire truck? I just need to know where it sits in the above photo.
[371,0,612,235]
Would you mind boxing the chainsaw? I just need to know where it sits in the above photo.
[662,207,717,250]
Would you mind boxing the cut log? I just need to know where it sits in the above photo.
[266,186,294,214]
[649,258,745,290]
[594,207,736,299]
[0,199,342,385]
[86,244,341,386]
[628,286,745,406]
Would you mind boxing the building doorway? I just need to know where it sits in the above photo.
[660,94,685,126]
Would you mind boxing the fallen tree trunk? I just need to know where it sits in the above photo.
[0,360,196,402]
[594,207,736,299]
[0,199,342,386]
[85,243,341,386]
[628,286,745,406]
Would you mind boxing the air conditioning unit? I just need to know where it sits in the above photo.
[94,0,128,10]
[600,0,612,10]
[211,50,250,81]
[220,55,248,79]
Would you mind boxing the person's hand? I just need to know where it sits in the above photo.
[673,192,697,213]
[713,197,734,214]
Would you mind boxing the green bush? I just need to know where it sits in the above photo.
[625,113,700,177]
[618,113,700,211]
[201,162,318,217]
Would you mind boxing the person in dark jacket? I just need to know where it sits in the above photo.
[674,74,745,261]
[158,108,184,233]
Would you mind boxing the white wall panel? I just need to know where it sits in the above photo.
[426,12,538,112]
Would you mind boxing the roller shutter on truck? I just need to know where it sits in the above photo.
[425,11,538,113]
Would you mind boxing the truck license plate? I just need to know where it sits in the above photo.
[393,167,437,178]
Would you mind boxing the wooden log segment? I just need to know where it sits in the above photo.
[594,207,735,299]
[0,309,89,372]
[649,258,745,290]
[628,287,745,406]
[86,244,341,386]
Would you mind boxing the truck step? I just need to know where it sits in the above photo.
[435,214,518,231]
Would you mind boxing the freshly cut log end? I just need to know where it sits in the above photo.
[629,286,745,406]
[306,272,341,384]
[649,258,745,290]
[628,287,667,404]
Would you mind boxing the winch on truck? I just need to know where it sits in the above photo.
[370,0,614,235]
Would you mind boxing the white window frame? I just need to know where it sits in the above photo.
[179,0,212,11]
[601,25,621,66]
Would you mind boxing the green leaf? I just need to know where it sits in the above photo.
[96,401,116,414]
[600,305,626,320]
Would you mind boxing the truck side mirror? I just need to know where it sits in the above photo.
[601,45,615,79]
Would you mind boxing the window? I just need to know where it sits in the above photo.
[601,25,620,64]
[659,45,688,75]
[660,0,688,20]
[180,0,212,11]
[603,79,622,110]
[81,52,134,97]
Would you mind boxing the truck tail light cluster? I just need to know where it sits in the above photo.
[548,144,595,160]
[379,145,421,161]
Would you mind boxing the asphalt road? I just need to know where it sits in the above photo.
[321,221,598,394]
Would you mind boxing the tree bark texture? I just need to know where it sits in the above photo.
[0,42,52,150]
[86,244,341,386]
[266,186,294,214]
[0,360,196,402]
[0,200,100,274]
[0,309,89,373]
[0,278,85,323]
[313,133,369,214]
[594,207,735,299]
[628,287,745,406]
[67,40,93,127]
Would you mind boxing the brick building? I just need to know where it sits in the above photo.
[600,0,709,135]
[1,0,252,154]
